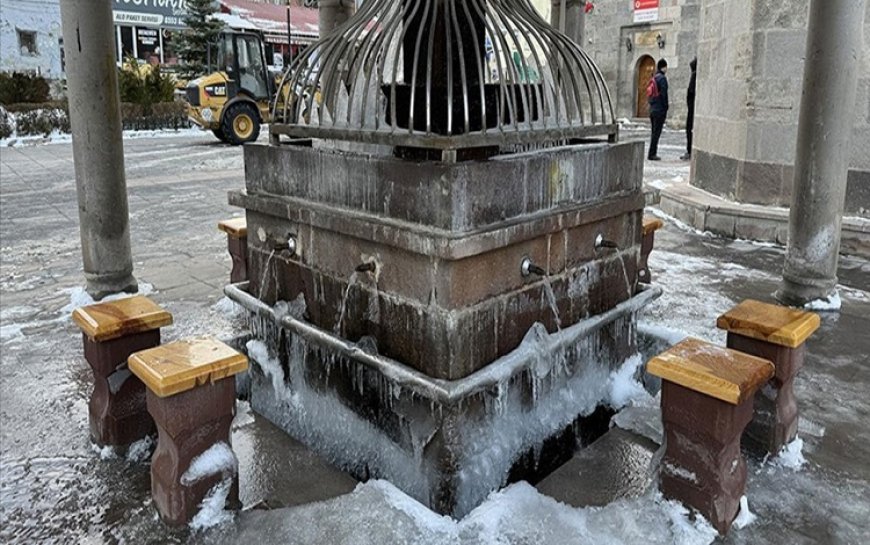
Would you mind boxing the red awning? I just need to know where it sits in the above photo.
[219,0,319,42]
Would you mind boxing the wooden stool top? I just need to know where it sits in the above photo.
[717,299,820,348]
[642,216,664,236]
[647,338,774,405]
[218,217,247,238]
[72,295,173,342]
[129,337,248,398]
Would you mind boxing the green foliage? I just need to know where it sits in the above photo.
[118,59,177,113]
[175,0,225,79]
[0,72,50,104]
[0,107,13,139]
[1,100,187,139]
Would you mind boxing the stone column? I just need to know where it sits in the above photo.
[59,0,137,300]
[778,0,867,306]
[318,0,356,37]
[551,0,586,45]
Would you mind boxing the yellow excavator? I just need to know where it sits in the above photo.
[184,29,277,145]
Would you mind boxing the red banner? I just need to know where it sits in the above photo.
[634,0,659,9]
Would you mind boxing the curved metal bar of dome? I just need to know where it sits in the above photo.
[270,0,617,149]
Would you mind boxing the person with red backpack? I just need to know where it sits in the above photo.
[647,58,669,161]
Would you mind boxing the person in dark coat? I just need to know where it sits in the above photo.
[648,58,669,161]
[681,57,697,161]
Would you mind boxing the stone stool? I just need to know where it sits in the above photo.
[638,216,663,283]
[129,337,248,526]
[717,299,820,456]
[648,338,773,534]
[72,295,173,447]
[219,217,248,283]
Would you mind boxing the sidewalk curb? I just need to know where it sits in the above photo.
[651,181,870,258]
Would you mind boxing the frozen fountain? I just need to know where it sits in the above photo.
[225,0,659,517]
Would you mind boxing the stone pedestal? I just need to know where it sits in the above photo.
[219,218,248,284]
[648,338,773,535]
[72,295,172,447]
[717,299,821,456]
[638,216,663,284]
[129,337,248,526]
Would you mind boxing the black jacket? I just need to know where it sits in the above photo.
[649,71,669,116]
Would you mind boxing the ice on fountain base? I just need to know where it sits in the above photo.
[245,338,433,504]
[611,392,664,445]
[223,479,718,545]
[245,312,649,516]
[212,296,245,318]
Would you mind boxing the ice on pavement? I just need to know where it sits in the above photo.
[61,283,155,313]
[769,436,807,471]
[191,479,235,531]
[732,496,758,530]
[803,291,842,311]
[126,436,154,464]
[214,479,718,545]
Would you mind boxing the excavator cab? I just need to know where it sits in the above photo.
[185,30,275,144]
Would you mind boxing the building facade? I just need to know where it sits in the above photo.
[692,0,870,218]
[581,0,701,126]
[0,0,64,78]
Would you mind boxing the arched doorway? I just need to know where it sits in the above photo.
[635,55,656,118]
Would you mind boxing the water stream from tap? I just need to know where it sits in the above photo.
[541,276,562,331]
[334,271,359,336]
[257,250,277,300]
[615,250,633,299]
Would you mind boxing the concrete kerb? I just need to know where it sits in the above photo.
[652,181,870,258]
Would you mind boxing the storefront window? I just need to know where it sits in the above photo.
[162,29,179,65]
[119,26,135,61]
[136,27,159,64]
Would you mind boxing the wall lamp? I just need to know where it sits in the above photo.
[656,33,666,49]
[625,37,633,52]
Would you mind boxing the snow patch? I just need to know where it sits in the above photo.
[732,495,758,529]
[212,296,244,319]
[126,436,154,464]
[90,442,118,461]
[232,400,256,429]
[771,436,807,470]
[61,283,155,313]
[803,291,841,311]
[664,462,698,484]
[189,479,235,531]
[181,442,238,486]
[607,354,650,409]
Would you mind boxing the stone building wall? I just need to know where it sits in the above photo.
[0,0,63,79]
[692,0,870,218]
[582,0,701,127]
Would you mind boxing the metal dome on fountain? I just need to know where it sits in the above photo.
[271,0,617,149]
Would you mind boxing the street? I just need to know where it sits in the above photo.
[1,131,869,544]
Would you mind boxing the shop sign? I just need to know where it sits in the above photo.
[633,0,659,23]
[113,0,188,29]
[137,28,159,46]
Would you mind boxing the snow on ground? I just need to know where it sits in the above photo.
[0,127,208,148]
[211,479,719,545]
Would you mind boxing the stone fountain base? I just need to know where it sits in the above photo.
[227,282,659,517]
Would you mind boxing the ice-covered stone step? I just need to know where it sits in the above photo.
[535,427,658,508]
